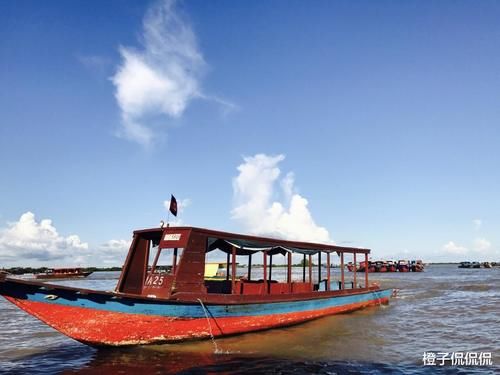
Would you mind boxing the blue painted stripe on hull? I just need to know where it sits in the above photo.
[6,285,391,319]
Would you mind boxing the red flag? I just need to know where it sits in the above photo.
[169,195,178,217]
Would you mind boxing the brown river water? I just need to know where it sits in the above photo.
[0,265,498,374]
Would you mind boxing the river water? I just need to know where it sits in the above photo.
[0,265,498,374]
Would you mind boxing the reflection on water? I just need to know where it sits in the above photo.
[1,266,499,374]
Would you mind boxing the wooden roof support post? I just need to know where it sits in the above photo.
[302,254,306,282]
[231,246,236,294]
[172,248,178,274]
[353,252,357,289]
[226,251,230,281]
[287,252,292,292]
[269,254,273,293]
[308,254,312,288]
[365,253,369,288]
[340,252,345,290]
[327,252,331,291]
[248,253,252,281]
[262,251,267,295]
[318,251,322,286]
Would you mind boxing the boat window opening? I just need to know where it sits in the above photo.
[339,252,369,290]
[205,249,229,279]
[150,247,184,274]
[147,241,159,273]
[204,248,232,294]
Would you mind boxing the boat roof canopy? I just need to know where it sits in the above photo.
[208,238,304,256]
[133,226,370,255]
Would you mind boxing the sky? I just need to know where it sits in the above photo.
[1,0,499,267]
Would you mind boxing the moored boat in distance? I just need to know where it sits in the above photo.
[346,262,357,272]
[35,268,93,280]
[374,261,387,273]
[397,260,410,272]
[0,226,392,346]
[410,260,424,272]
[459,261,496,269]
[357,261,375,273]
[386,261,397,272]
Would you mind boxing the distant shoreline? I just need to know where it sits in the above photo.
[2,262,499,275]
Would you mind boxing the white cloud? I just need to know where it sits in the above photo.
[441,238,496,261]
[473,219,482,231]
[442,241,468,255]
[232,154,330,243]
[97,239,132,265]
[473,237,491,252]
[0,212,88,263]
[112,0,209,147]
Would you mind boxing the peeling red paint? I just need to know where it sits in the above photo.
[5,296,389,346]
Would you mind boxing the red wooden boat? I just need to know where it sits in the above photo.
[397,260,410,272]
[386,261,397,272]
[357,261,375,273]
[346,262,357,272]
[35,267,93,280]
[374,261,388,273]
[410,260,424,272]
[0,226,392,346]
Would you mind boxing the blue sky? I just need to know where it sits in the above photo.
[1,0,499,266]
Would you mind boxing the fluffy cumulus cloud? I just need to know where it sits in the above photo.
[112,0,205,147]
[97,239,132,265]
[0,212,89,263]
[442,238,496,261]
[473,238,491,252]
[232,154,331,243]
[442,241,468,255]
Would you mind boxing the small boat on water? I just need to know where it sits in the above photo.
[357,261,375,273]
[482,262,492,268]
[35,268,93,280]
[458,261,471,268]
[397,260,410,272]
[471,262,481,269]
[374,261,388,273]
[410,260,424,272]
[386,261,397,272]
[0,226,392,346]
[346,262,357,272]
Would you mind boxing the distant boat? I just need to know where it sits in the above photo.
[471,262,481,269]
[458,262,472,268]
[397,260,410,272]
[35,268,93,280]
[410,260,424,272]
[357,261,375,273]
[482,262,492,268]
[386,261,397,272]
[204,262,227,279]
[346,262,357,272]
[374,261,388,273]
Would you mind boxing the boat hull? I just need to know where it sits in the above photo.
[0,278,391,346]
